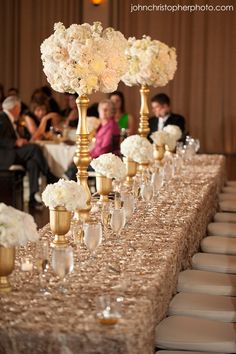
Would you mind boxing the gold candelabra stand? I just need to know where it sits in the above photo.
[74,95,91,221]
[138,84,150,138]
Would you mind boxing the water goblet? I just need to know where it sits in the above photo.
[110,208,126,239]
[140,182,153,202]
[122,194,135,223]
[83,222,103,259]
[35,240,50,294]
[51,246,74,293]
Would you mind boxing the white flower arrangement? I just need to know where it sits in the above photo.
[163,125,182,141]
[41,22,128,95]
[122,35,177,87]
[120,135,154,163]
[0,203,39,248]
[91,153,126,180]
[150,131,169,146]
[42,179,87,211]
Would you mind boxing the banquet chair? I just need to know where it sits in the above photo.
[226,181,236,187]
[207,222,236,237]
[222,186,236,194]
[201,236,236,255]
[219,193,236,201]
[219,200,236,212]
[192,252,236,273]
[155,316,236,353]
[157,351,221,354]
[214,212,236,223]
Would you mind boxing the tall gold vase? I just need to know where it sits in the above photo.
[0,246,15,292]
[96,174,112,202]
[138,85,150,138]
[74,95,91,221]
[49,207,71,247]
[123,157,137,186]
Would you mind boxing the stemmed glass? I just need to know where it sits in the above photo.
[140,182,153,202]
[122,194,135,224]
[51,246,74,293]
[83,222,103,259]
[110,208,126,239]
[35,239,50,294]
[151,170,163,198]
[101,203,111,238]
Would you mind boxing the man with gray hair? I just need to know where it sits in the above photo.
[0,96,58,209]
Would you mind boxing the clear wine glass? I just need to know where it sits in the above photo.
[140,182,153,202]
[110,208,126,239]
[151,171,163,197]
[35,240,50,294]
[51,246,74,293]
[83,222,103,258]
[122,194,135,223]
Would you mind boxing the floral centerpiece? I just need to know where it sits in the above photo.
[42,180,87,247]
[163,125,182,152]
[41,22,128,95]
[91,153,126,202]
[41,22,128,217]
[122,35,177,88]
[121,135,154,163]
[0,203,39,292]
[121,35,177,138]
[150,131,169,146]
[0,203,39,248]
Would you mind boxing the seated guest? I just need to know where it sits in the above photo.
[148,93,185,138]
[7,87,28,114]
[41,85,61,114]
[109,91,135,135]
[0,96,57,209]
[64,94,78,127]
[90,99,120,158]
[24,99,61,141]
[65,99,120,180]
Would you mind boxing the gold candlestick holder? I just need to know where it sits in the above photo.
[74,95,91,221]
[49,207,71,247]
[138,84,150,138]
[0,246,15,292]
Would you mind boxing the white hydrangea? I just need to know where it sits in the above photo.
[122,35,177,87]
[91,153,126,180]
[0,203,39,248]
[120,135,154,163]
[41,22,128,95]
[163,125,182,141]
[150,131,169,146]
[42,179,87,211]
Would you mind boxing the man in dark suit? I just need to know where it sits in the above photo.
[0,96,57,209]
[148,93,185,140]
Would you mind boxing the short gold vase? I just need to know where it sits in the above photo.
[153,144,165,162]
[49,207,72,247]
[0,246,15,292]
[138,161,150,173]
[96,174,112,202]
[123,157,137,186]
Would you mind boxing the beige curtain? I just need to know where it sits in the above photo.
[112,0,236,154]
[0,0,235,155]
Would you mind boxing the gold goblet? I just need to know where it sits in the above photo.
[49,207,72,247]
[123,157,137,186]
[96,174,112,203]
[0,246,15,292]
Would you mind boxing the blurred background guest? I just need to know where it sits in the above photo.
[0,96,57,209]
[65,99,120,180]
[24,98,62,141]
[109,91,135,136]
[64,94,79,127]
[148,93,185,137]
[7,87,28,114]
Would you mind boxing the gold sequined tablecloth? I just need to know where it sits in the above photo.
[0,155,226,354]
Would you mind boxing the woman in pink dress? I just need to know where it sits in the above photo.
[90,99,120,158]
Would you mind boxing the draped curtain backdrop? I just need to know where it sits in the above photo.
[0,0,235,156]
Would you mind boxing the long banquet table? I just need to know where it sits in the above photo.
[0,155,226,354]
